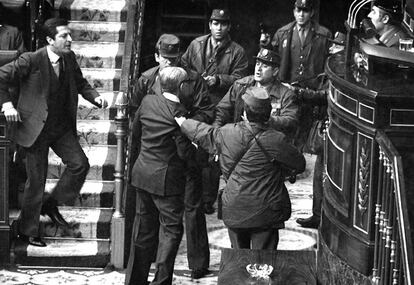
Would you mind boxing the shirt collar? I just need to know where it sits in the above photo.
[163,92,180,103]
[46,46,60,64]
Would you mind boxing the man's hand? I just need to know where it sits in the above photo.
[94,96,108,108]
[2,103,21,122]
[259,32,271,47]
[175,116,186,127]
[203,75,217,87]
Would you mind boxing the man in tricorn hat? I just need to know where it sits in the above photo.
[175,86,305,250]
[181,9,248,225]
[214,48,299,140]
[367,0,407,48]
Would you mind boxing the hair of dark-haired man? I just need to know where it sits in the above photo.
[41,18,68,42]
[244,102,271,123]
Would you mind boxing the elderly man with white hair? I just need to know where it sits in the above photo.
[125,66,194,285]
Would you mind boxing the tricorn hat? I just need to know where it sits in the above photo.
[242,87,271,113]
[156,34,180,58]
[210,9,230,21]
[295,0,313,10]
[254,48,281,66]
[374,0,400,16]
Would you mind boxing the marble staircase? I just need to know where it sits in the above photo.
[12,0,129,268]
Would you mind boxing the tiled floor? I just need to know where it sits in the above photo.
[0,155,317,285]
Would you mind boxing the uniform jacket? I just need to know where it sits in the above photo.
[379,24,407,48]
[181,34,248,105]
[214,75,298,138]
[131,93,191,196]
[131,65,214,123]
[181,119,305,228]
[0,25,25,53]
[272,20,331,89]
[0,47,100,147]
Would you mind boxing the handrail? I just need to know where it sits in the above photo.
[0,114,10,265]
[373,131,413,285]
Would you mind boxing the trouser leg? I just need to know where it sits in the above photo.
[125,189,159,285]
[227,228,251,249]
[19,138,50,237]
[185,165,210,269]
[48,131,90,205]
[250,228,279,250]
[312,153,324,220]
[151,194,184,285]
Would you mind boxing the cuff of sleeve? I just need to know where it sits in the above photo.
[1,102,14,112]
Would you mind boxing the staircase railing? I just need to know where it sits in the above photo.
[372,131,414,285]
[111,0,145,269]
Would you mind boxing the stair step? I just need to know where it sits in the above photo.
[47,145,116,181]
[72,42,125,69]
[45,180,114,208]
[40,207,112,239]
[77,120,116,145]
[69,21,126,42]
[77,92,119,121]
[82,68,121,91]
[56,0,128,22]
[14,238,110,268]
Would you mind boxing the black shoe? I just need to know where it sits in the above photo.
[42,206,69,227]
[203,203,215,215]
[19,235,47,247]
[296,216,320,229]
[191,268,211,279]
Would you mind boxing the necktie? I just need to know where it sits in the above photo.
[52,59,60,78]
[58,58,64,80]
[298,28,306,45]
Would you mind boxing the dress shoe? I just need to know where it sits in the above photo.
[43,206,69,227]
[296,216,320,229]
[191,268,211,279]
[19,235,46,247]
[203,203,215,215]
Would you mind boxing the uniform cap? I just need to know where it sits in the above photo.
[374,0,400,16]
[241,87,271,112]
[295,0,313,10]
[156,34,180,58]
[254,48,280,66]
[210,9,230,21]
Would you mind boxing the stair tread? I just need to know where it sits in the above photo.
[78,91,118,108]
[69,20,127,30]
[48,145,116,167]
[82,68,122,78]
[16,239,110,257]
[56,0,128,12]
[41,207,113,224]
[72,42,124,57]
[77,119,115,134]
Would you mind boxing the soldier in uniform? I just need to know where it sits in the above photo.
[214,48,298,140]
[266,0,332,229]
[181,9,248,217]
[367,0,407,48]
[130,34,213,280]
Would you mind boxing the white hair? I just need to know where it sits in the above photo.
[159,66,187,93]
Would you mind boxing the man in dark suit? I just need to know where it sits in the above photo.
[130,34,212,280]
[125,66,191,285]
[0,18,107,247]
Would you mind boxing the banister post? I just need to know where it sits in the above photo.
[0,115,10,265]
[111,91,129,268]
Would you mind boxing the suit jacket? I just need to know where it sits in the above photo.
[131,93,191,196]
[0,47,100,147]
[181,34,248,105]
